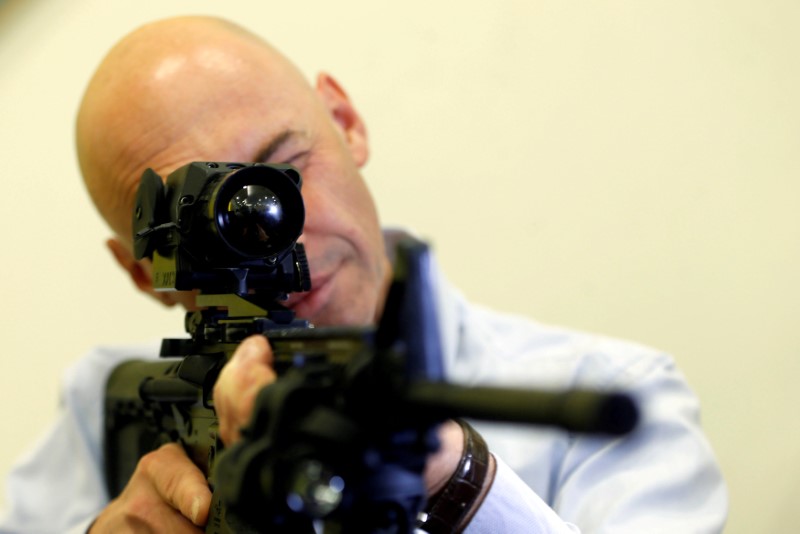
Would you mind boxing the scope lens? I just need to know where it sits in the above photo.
[213,165,304,260]
[223,184,284,254]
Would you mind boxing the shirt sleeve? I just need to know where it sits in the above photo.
[464,354,727,534]
[0,401,107,533]
[551,357,728,533]
[465,455,580,533]
[0,345,155,534]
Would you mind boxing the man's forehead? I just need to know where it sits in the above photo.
[113,67,303,164]
[79,17,316,239]
[148,44,258,83]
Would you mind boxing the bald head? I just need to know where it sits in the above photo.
[76,16,384,324]
[77,16,313,242]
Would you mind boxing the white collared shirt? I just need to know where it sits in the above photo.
[0,234,727,533]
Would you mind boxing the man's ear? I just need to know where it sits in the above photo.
[315,72,369,167]
[106,237,179,307]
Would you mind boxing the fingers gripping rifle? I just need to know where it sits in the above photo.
[104,162,638,533]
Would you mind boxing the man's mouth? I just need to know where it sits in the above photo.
[282,269,334,318]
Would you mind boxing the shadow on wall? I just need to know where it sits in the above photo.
[0,0,34,35]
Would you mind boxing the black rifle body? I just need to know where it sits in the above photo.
[105,162,637,533]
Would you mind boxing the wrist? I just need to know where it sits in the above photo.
[417,420,496,533]
[425,420,466,495]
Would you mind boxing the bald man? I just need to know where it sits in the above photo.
[1,16,727,534]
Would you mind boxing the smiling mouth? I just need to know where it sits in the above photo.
[282,270,332,313]
[283,287,312,309]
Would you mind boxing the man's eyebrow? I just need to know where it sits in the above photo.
[254,130,297,162]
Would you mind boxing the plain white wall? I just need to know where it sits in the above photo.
[1,1,798,532]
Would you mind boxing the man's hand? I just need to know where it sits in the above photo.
[213,335,471,497]
[213,334,277,446]
[89,336,274,533]
[89,443,211,533]
[423,420,466,495]
[92,335,488,533]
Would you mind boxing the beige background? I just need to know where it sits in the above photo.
[1,1,798,532]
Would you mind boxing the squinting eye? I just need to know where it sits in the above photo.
[284,151,310,168]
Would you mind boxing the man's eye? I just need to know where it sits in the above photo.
[282,151,310,168]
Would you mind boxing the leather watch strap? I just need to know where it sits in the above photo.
[416,420,492,533]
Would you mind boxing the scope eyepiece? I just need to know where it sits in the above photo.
[132,162,308,295]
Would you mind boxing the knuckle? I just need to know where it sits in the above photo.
[136,449,161,478]
[136,445,183,499]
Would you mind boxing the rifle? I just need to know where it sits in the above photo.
[104,162,638,533]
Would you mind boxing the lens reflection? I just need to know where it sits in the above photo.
[225,185,283,253]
